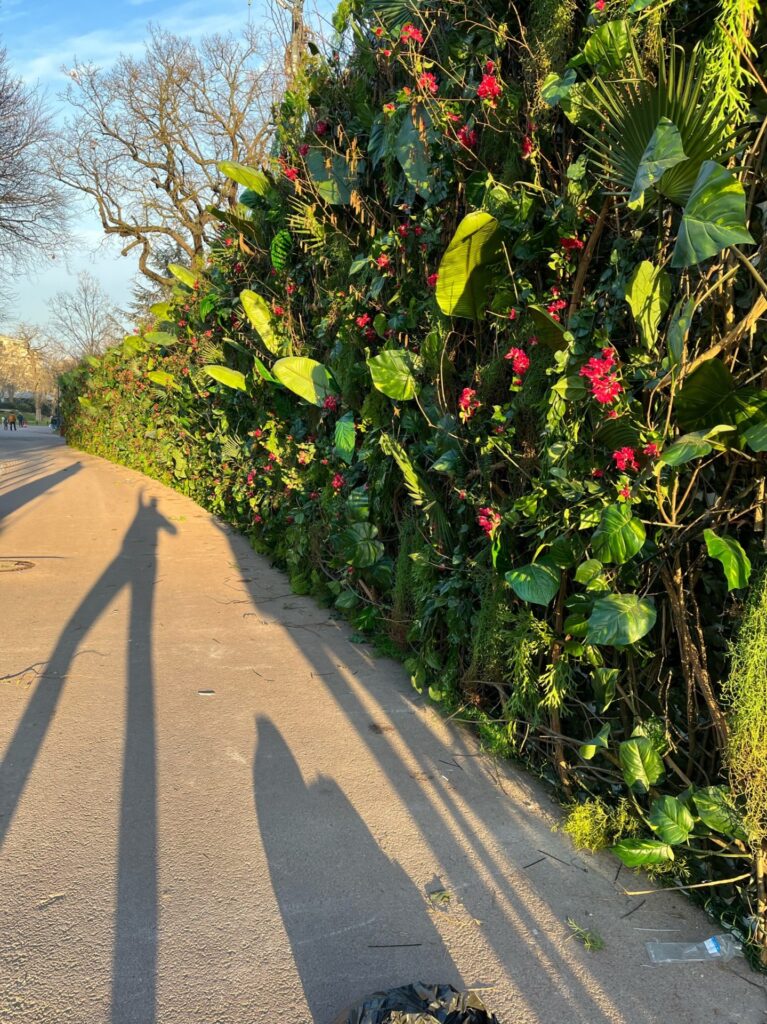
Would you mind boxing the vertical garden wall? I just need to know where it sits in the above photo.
[62,0,767,959]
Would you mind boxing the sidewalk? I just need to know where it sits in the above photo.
[1,428,764,1023]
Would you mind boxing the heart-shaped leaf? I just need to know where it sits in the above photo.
[587,595,657,646]
[339,521,384,568]
[671,161,755,268]
[629,118,686,208]
[703,529,751,591]
[334,412,356,465]
[579,723,611,761]
[675,358,735,431]
[583,20,631,71]
[648,795,695,844]
[591,504,646,565]
[367,349,418,400]
[619,736,665,793]
[436,212,501,320]
[541,69,577,108]
[693,786,747,839]
[272,357,334,406]
[505,563,561,606]
[167,263,199,289]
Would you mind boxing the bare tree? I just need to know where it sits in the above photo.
[0,326,68,419]
[48,272,125,359]
[0,49,69,303]
[52,26,282,286]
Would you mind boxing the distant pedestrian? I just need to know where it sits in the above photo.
[2,416,6,430]
[18,414,25,428]
[7,412,16,431]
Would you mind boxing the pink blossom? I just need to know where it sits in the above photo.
[331,472,345,491]
[612,447,639,472]
[477,506,501,538]
[504,347,530,376]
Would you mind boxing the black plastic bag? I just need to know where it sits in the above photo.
[334,982,500,1024]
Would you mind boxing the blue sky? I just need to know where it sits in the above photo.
[0,0,262,328]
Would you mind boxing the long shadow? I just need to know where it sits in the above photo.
[0,462,82,528]
[221,526,646,1024]
[0,492,175,1024]
[254,717,463,1021]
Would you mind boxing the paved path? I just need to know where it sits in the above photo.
[0,429,764,1024]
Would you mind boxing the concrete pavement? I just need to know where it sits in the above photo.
[1,428,764,1023]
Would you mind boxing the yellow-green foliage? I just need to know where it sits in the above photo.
[521,0,578,111]
[702,0,760,124]
[562,797,639,853]
[724,569,767,847]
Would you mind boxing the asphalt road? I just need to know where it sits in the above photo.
[1,428,764,1023]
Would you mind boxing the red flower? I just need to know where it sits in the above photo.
[224,237,233,247]
[315,120,329,136]
[397,224,409,237]
[427,272,438,287]
[591,468,604,478]
[273,305,285,316]
[504,347,530,376]
[484,59,495,73]
[323,395,339,412]
[458,387,481,422]
[355,312,372,328]
[643,443,660,458]
[383,102,396,112]
[331,472,345,491]
[418,72,439,95]
[376,254,391,271]
[252,428,263,438]
[309,490,320,500]
[560,236,585,251]
[477,506,501,538]
[382,49,392,58]
[594,0,606,9]
[579,349,623,405]
[457,124,478,149]
[477,73,503,104]
[618,486,631,501]
[286,283,296,295]
[612,447,639,472]
[374,26,384,37]
[298,143,309,156]
[508,308,517,320]
[284,166,299,181]
[521,135,533,158]
[401,22,424,43]
[414,226,424,236]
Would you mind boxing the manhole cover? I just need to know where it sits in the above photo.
[0,559,34,572]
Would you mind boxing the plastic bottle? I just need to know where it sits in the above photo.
[645,934,742,964]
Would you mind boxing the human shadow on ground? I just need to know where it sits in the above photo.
[0,492,175,1024]
[253,716,463,1021]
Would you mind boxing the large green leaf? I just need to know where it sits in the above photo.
[587,594,657,646]
[625,261,671,348]
[628,118,686,208]
[306,150,362,205]
[334,412,356,465]
[613,839,674,867]
[541,69,577,108]
[675,358,735,431]
[528,305,568,350]
[436,212,501,320]
[693,786,746,839]
[395,106,432,200]
[339,521,384,568]
[270,230,293,270]
[367,350,418,400]
[658,431,714,467]
[703,529,751,591]
[241,290,279,355]
[145,331,178,347]
[272,357,334,406]
[648,795,695,844]
[579,723,611,761]
[203,365,247,391]
[146,369,179,390]
[167,263,199,289]
[505,563,561,607]
[671,161,754,268]
[619,736,665,793]
[591,667,619,712]
[591,504,646,565]
[583,20,631,72]
[217,160,272,196]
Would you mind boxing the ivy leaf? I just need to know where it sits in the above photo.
[703,529,751,591]
[272,356,334,406]
[339,521,384,568]
[625,261,671,348]
[587,595,656,646]
[591,504,646,565]
[671,161,755,269]
[505,563,561,606]
[436,211,501,320]
[203,365,247,391]
[541,69,577,108]
[334,412,356,465]
[241,290,279,354]
[648,795,695,844]
[619,736,665,793]
[693,786,747,839]
[579,723,611,761]
[367,349,418,400]
[628,118,686,208]
[583,20,631,72]
[613,839,674,868]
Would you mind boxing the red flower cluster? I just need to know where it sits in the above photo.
[477,73,502,104]
[477,506,501,538]
[273,305,284,316]
[298,144,309,156]
[315,120,329,136]
[284,166,299,181]
[397,224,409,237]
[546,298,567,321]
[331,473,345,491]
[594,0,606,10]
[374,26,384,37]
[376,254,391,271]
[560,236,584,252]
[643,442,660,458]
[418,72,439,94]
[457,124,478,149]
[323,395,339,412]
[504,346,530,378]
[427,272,438,287]
[400,23,424,43]
[612,447,639,472]
[355,312,372,328]
[458,387,480,422]
[383,102,396,112]
[579,348,623,405]
[521,136,533,159]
